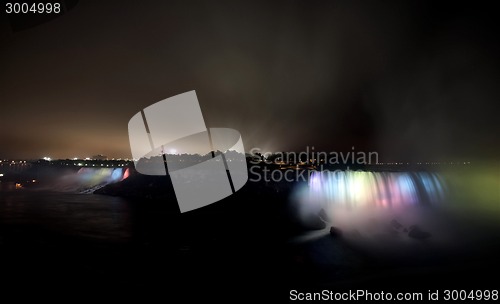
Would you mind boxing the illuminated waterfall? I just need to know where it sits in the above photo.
[54,167,130,193]
[307,170,446,209]
[292,170,447,231]
[77,168,126,184]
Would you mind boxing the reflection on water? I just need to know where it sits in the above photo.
[0,191,132,242]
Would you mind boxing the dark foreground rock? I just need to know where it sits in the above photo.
[408,225,431,240]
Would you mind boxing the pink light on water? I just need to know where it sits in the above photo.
[122,168,130,180]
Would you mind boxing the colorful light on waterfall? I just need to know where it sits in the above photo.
[54,167,131,192]
[307,171,446,209]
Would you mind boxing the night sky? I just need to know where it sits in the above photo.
[1,1,499,161]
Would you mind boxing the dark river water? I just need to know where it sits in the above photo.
[0,191,132,243]
[0,181,498,301]
[0,189,279,300]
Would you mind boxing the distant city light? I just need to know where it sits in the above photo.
[0,174,3,177]
[170,149,177,154]
[43,157,51,161]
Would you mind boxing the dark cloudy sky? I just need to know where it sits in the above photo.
[1,0,499,161]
